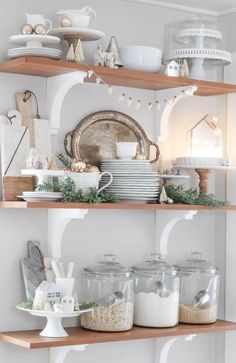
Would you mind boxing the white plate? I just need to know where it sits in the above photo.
[101,160,151,163]
[8,52,62,60]
[22,192,62,197]
[49,27,105,41]
[18,195,63,202]
[9,47,62,54]
[10,34,61,45]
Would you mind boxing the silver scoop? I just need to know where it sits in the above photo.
[99,291,124,307]
[193,289,210,309]
[152,281,170,298]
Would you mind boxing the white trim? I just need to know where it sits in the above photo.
[123,0,236,17]
[123,0,218,16]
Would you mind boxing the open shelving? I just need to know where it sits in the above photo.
[0,201,236,211]
[0,320,235,349]
[0,57,236,96]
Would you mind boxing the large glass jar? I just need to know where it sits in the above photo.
[81,254,134,332]
[176,252,220,324]
[132,254,180,327]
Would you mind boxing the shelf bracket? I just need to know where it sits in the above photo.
[49,344,87,363]
[47,71,87,134]
[155,210,197,254]
[156,334,197,363]
[48,209,88,259]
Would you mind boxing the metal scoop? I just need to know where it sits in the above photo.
[99,291,124,307]
[193,290,210,309]
[152,281,170,298]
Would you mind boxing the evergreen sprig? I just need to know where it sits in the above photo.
[56,152,72,170]
[165,184,228,207]
[36,177,119,204]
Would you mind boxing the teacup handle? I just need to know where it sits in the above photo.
[97,172,113,195]
[45,18,53,33]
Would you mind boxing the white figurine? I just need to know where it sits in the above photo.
[62,295,75,312]
[26,147,41,169]
[75,39,85,64]
[67,44,75,62]
[165,60,180,77]
[159,186,168,204]
[180,59,189,78]
[104,52,115,68]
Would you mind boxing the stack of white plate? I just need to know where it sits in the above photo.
[100,160,160,203]
[8,34,62,60]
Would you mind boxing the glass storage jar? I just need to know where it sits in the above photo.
[132,253,180,327]
[176,252,219,324]
[81,254,134,332]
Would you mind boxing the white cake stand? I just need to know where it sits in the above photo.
[49,27,105,48]
[21,169,64,187]
[174,165,236,193]
[17,306,92,337]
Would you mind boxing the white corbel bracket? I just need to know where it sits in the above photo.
[156,334,197,363]
[157,86,198,143]
[49,344,87,363]
[48,209,88,259]
[47,71,87,134]
[155,210,197,254]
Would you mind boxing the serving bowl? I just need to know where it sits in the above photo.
[120,46,162,72]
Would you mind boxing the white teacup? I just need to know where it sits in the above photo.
[115,142,138,160]
[63,171,113,195]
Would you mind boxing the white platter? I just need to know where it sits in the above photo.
[10,34,61,45]
[49,27,105,41]
[17,305,92,337]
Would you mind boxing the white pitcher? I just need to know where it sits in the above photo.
[63,171,113,195]
[57,7,96,28]
[25,13,52,33]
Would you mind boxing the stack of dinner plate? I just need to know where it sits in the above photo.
[100,160,160,203]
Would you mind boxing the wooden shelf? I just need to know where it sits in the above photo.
[0,201,236,211]
[0,57,236,96]
[0,320,235,349]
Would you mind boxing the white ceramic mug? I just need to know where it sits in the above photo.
[64,171,113,195]
[25,13,53,33]
[115,142,138,160]
[57,8,96,28]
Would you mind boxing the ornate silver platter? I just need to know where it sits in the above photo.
[64,111,159,165]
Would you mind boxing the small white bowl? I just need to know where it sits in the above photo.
[120,46,162,72]
[115,142,138,159]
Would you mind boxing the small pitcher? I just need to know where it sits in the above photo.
[25,13,52,33]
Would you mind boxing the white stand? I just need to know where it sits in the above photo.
[40,316,68,338]
[49,345,87,363]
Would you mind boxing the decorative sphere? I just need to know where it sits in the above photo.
[21,24,33,35]
[71,159,87,172]
[87,165,99,173]
[34,24,47,35]
[60,17,72,28]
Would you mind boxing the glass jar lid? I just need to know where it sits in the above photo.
[132,253,178,277]
[84,254,132,278]
[175,252,218,275]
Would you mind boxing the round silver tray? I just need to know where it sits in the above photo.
[64,111,160,165]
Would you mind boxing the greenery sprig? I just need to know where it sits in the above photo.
[56,152,73,170]
[165,184,228,207]
[36,177,119,204]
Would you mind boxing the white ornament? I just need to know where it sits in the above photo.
[180,59,189,78]
[67,44,75,62]
[62,295,75,312]
[26,147,41,169]
[159,186,168,204]
[75,39,85,64]
[165,60,180,77]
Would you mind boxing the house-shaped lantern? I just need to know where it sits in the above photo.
[165,60,180,77]
[186,115,223,159]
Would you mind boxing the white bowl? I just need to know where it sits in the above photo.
[120,46,162,72]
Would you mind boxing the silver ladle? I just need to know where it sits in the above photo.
[193,289,210,309]
[152,281,170,298]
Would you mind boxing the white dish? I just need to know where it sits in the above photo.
[22,192,62,197]
[8,52,61,60]
[10,34,61,46]
[8,46,62,60]
[18,196,63,202]
[120,46,162,72]
[17,305,92,337]
[49,27,105,41]
[101,160,150,163]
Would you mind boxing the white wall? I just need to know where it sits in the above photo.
[0,1,230,363]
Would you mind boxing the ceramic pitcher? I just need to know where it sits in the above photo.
[57,7,96,28]
[25,13,52,32]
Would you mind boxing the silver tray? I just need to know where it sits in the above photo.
[64,111,159,165]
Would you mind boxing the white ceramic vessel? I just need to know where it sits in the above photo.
[63,171,113,194]
[17,306,92,337]
[57,8,96,28]
[25,13,52,33]
[120,46,162,72]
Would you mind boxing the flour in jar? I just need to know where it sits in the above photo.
[134,291,179,327]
